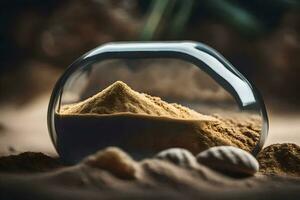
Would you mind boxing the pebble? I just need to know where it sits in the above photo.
[196,146,259,176]
[155,148,197,167]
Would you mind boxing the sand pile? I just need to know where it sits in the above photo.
[257,143,300,177]
[61,81,212,120]
[58,81,260,154]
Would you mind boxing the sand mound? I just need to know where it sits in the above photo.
[257,143,300,177]
[61,81,212,120]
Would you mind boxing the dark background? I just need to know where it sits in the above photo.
[0,0,300,105]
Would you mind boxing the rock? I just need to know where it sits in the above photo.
[155,148,197,168]
[196,146,259,176]
[83,147,137,180]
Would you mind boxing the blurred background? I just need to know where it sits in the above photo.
[0,0,299,156]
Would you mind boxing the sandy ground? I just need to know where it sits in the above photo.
[0,147,299,200]
[0,94,299,157]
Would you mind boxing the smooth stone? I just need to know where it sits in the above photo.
[155,148,197,167]
[196,146,259,176]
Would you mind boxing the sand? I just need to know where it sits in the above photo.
[0,146,300,200]
[57,81,261,158]
[257,143,300,177]
[61,81,213,120]
[0,152,61,173]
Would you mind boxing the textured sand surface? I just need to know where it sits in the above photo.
[0,147,299,200]
[257,143,300,176]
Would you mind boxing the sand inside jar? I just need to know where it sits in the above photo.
[57,81,261,156]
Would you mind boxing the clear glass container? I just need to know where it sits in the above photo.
[48,42,268,164]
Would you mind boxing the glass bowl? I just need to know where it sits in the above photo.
[48,42,268,164]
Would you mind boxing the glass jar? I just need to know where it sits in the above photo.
[48,42,268,164]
